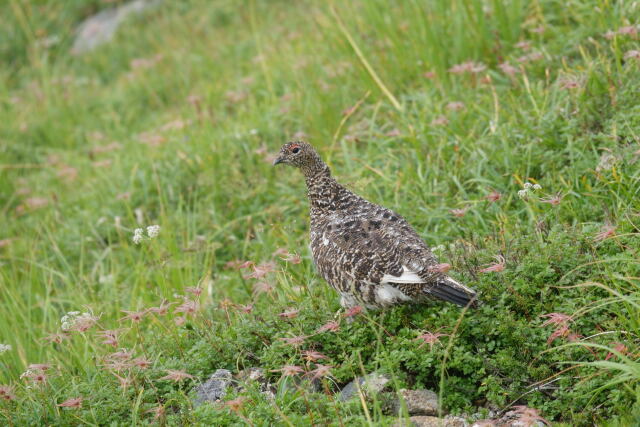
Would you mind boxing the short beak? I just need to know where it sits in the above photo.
[273,156,284,166]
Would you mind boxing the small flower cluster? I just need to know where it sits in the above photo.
[133,225,161,244]
[517,182,542,200]
[20,364,51,386]
[0,343,11,354]
[0,385,16,401]
[61,311,97,332]
[540,312,580,346]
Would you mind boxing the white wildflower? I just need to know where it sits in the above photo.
[519,182,541,200]
[0,343,12,354]
[133,228,144,244]
[61,311,93,331]
[146,225,160,238]
[249,129,258,135]
[20,369,34,379]
[431,244,446,253]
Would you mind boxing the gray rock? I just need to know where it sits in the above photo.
[337,373,391,402]
[390,389,439,416]
[71,0,159,54]
[395,415,468,427]
[472,410,546,427]
[194,369,232,406]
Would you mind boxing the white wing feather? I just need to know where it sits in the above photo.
[381,266,426,284]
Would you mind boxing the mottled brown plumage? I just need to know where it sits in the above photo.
[273,141,477,310]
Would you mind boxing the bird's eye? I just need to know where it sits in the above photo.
[292,147,300,154]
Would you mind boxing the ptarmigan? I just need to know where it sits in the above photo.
[273,141,477,310]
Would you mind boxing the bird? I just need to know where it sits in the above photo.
[273,141,478,310]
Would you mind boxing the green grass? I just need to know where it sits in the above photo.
[1,0,640,425]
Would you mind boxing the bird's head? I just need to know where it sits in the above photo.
[272,141,318,169]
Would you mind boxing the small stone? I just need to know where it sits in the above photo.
[337,373,391,402]
[194,369,232,406]
[396,415,468,427]
[236,367,266,383]
[236,367,276,400]
[389,389,439,416]
[71,0,160,55]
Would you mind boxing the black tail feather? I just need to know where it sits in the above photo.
[429,277,478,308]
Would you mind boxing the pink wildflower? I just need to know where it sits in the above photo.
[272,248,289,257]
[96,329,124,348]
[112,373,132,390]
[280,335,307,346]
[485,191,502,202]
[546,324,571,345]
[131,357,152,369]
[478,255,506,273]
[253,281,274,295]
[158,369,194,382]
[236,304,254,314]
[344,305,363,318]
[148,300,174,316]
[624,50,640,60]
[27,363,51,371]
[174,299,199,316]
[309,364,333,379]
[68,313,98,332]
[605,342,629,361]
[618,26,638,37]
[498,62,520,76]
[243,262,277,279]
[317,320,340,333]
[22,369,48,385]
[185,287,203,297]
[594,225,616,242]
[0,385,16,401]
[58,397,83,408]
[540,313,572,327]
[43,333,70,344]
[448,61,486,74]
[428,263,451,273]
[540,193,563,206]
[301,350,328,362]
[280,253,302,264]
[119,309,148,323]
[273,365,304,376]
[415,332,448,350]
[225,259,250,270]
[278,309,300,319]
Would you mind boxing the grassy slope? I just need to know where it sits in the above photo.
[1,0,639,425]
